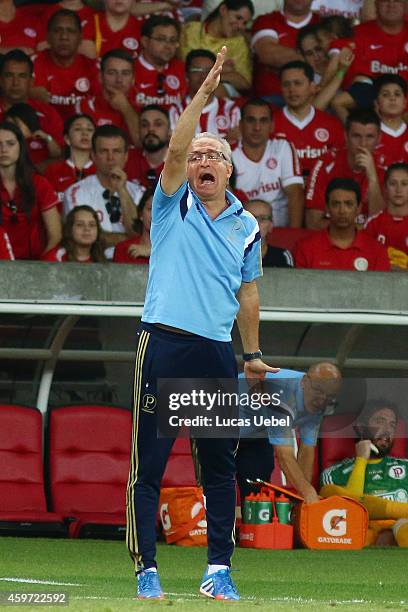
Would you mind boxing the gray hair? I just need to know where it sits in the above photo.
[191,132,232,163]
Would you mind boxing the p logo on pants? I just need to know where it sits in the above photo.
[142,394,157,414]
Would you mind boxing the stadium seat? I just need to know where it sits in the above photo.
[319,413,407,472]
[267,227,314,251]
[0,404,66,536]
[47,404,132,538]
[161,437,197,487]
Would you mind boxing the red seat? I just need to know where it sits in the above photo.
[0,404,66,536]
[319,413,407,472]
[267,227,314,251]
[161,437,197,488]
[47,404,132,538]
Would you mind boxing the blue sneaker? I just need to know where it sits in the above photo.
[137,570,164,600]
[200,568,240,601]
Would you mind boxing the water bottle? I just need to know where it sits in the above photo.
[275,495,291,524]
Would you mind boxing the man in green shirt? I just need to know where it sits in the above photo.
[320,400,408,546]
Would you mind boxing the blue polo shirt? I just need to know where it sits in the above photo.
[142,179,262,341]
[239,370,322,447]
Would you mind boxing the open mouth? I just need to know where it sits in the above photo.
[199,172,216,186]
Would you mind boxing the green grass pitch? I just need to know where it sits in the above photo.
[0,538,408,611]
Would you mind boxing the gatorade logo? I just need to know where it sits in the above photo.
[258,508,270,522]
[160,503,171,531]
[322,509,347,536]
[191,501,207,529]
[142,394,157,413]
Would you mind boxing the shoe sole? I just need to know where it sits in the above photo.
[199,587,239,601]
[137,594,165,600]
[199,586,214,599]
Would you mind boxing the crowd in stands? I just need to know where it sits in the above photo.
[0,0,407,271]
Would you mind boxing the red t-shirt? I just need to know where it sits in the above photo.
[0,9,40,52]
[273,106,345,178]
[41,245,92,262]
[0,227,14,260]
[33,50,98,120]
[294,228,390,270]
[306,147,386,222]
[37,4,97,43]
[113,234,149,264]
[75,94,129,136]
[131,54,186,113]
[125,148,163,188]
[0,174,60,259]
[365,208,408,255]
[375,123,408,170]
[94,13,142,58]
[330,21,408,89]
[251,11,319,97]
[44,158,95,201]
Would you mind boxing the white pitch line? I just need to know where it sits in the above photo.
[3,585,406,607]
[0,578,83,586]
[72,593,408,606]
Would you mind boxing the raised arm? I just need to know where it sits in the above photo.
[161,46,227,196]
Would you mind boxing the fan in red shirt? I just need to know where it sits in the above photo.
[274,60,344,181]
[126,105,170,188]
[131,15,186,115]
[42,205,107,262]
[0,50,64,152]
[365,162,408,268]
[113,189,152,264]
[329,0,408,121]
[4,103,62,171]
[296,177,390,271]
[306,108,385,229]
[93,0,142,59]
[36,0,97,59]
[45,114,96,201]
[169,49,241,143]
[0,227,14,260]
[251,0,319,101]
[0,121,62,259]
[33,10,98,121]
[374,75,408,170]
[76,49,140,147]
[296,24,329,84]
[0,0,40,55]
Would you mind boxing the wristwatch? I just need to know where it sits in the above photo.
[242,350,262,362]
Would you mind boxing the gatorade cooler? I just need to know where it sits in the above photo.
[292,495,368,550]
[240,489,293,549]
